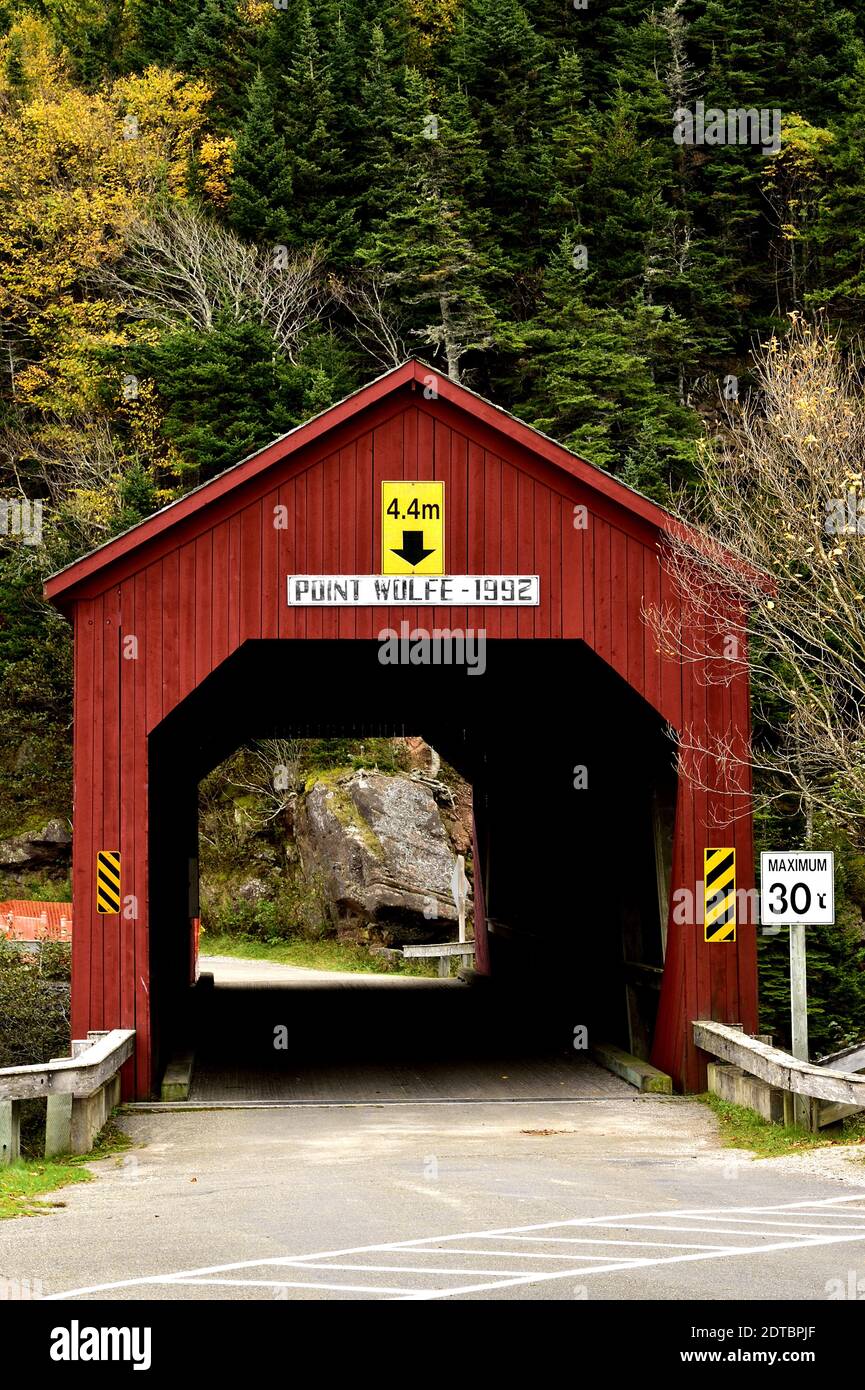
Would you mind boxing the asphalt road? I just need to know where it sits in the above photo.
[4,1094,864,1302]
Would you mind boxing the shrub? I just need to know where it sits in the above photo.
[200,870,331,943]
[0,942,71,1155]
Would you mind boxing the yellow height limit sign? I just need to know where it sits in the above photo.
[382,481,444,575]
[704,847,736,942]
[96,850,121,914]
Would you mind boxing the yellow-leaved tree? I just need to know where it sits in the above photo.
[0,17,218,553]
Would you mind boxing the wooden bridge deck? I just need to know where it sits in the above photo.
[186,957,635,1104]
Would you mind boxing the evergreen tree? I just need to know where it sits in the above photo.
[759,915,865,1057]
[130,318,304,483]
[4,29,27,100]
[553,0,654,100]
[355,23,404,229]
[325,0,369,195]
[177,0,253,123]
[278,1,355,254]
[445,0,551,280]
[127,0,197,68]
[690,0,860,127]
[574,87,668,305]
[518,236,699,487]
[358,70,500,382]
[38,0,127,83]
[228,71,293,245]
[535,50,598,255]
[807,54,865,322]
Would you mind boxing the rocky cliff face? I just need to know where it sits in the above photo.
[0,744,473,950]
[198,737,473,949]
[297,768,470,944]
[0,819,71,874]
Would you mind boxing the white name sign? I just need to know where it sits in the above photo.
[287,575,539,606]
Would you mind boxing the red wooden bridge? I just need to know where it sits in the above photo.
[45,360,757,1099]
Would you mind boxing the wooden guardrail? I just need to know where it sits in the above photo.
[402,941,476,977]
[817,1040,865,1075]
[694,1021,865,1130]
[0,1028,134,1163]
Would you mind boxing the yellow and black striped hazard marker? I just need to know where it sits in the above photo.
[704,848,736,942]
[96,850,121,914]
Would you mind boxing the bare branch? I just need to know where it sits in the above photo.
[645,314,865,834]
[94,205,325,363]
[328,272,408,368]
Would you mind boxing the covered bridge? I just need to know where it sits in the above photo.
[45,360,757,1099]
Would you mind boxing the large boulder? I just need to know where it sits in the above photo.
[297,770,469,944]
[0,818,71,871]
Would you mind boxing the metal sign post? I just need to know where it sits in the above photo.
[787,920,810,1129]
[760,851,835,1129]
[789,921,809,1062]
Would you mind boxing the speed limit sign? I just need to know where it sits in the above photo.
[760,852,835,926]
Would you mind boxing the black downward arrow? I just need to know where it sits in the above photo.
[391,530,435,566]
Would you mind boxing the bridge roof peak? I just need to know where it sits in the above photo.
[45,357,680,610]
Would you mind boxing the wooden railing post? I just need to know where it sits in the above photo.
[0,1099,21,1164]
[45,1093,73,1157]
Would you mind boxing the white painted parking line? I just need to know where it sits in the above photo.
[361,1250,632,1262]
[45,1193,865,1301]
[285,1261,583,1276]
[500,1236,734,1249]
[681,1213,865,1232]
[396,1232,865,1301]
[584,1222,819,1238]
[772,1211,865,1221]
[167,1278,420,1295]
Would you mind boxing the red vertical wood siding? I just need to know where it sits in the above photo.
[55,370,756,1096]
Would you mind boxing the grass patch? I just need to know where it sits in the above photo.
[201,932,438,976]
[0,869,71,903]
[87,1116,133,1159]
[700,1092,865,1157]
[0,1158,91,1219]
[0,1116,132,1219]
